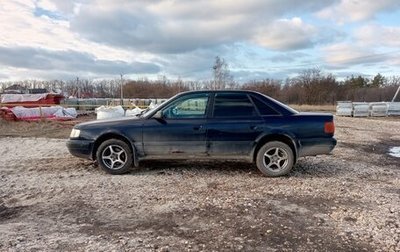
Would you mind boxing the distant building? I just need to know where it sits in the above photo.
[29,88,48,94]
[2,85,49,94]
[3,84,27,94]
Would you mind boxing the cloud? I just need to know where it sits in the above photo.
[321,43,391,67]
[149,0,334,20]
[158,45,236,80]
[389,59,400,67]
[232,67,307,81]
[0,73,9,80]
[0,0,150,64]
[70,4,249,54]
[36,0,77,15]
[70,0,335,53]
[253,18,317,50]
[269,52,310,63]
[332,71,370,79]
[0,46,160,76]
[232,70,276,81]
[2,0,399,81]
[355,24,400,47]
[317,0,400,23]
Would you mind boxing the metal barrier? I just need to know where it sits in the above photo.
[352,102,369,117]
[369,103,388,117]
[336,101,352,116]
[388,102,400,116]
[61,98,166,111]
[336,101,400,117]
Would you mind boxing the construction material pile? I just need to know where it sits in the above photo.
[0,106,77,121]
[336,101,400,117]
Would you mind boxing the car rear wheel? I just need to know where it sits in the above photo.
[96,139,133,175]
[256,141,294,177]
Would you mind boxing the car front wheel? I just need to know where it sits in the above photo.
[256,141,294,177]
[96,139,133,175]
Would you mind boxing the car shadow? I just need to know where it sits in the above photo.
[130,160,259,176]
[128,158,345,178]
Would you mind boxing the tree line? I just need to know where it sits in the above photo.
[1,68,399,105]
[242,69,400,104]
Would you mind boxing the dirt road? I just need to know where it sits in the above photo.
[0,116,399,251]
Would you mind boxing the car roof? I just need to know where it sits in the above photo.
[177,90,261,95]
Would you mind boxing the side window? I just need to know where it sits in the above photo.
[251,95,280,116]
[162,94,209,119]
[213,93,258,117]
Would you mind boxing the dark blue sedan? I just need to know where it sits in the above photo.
[67,90,336,176]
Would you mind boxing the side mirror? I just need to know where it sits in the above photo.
[152,110,163,119]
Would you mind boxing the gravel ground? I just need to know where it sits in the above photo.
[0,116,399,251]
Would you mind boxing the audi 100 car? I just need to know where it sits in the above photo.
[67,90,336,176]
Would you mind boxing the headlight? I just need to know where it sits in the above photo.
[70,129,81,138]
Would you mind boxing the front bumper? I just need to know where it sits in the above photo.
[298,138,337,157]
[66,139,94,160]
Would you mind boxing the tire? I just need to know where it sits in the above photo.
[96,139,133,175]
[256,141,294,177]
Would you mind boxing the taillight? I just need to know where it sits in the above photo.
[324,121,335,134]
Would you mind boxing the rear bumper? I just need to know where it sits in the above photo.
[66,139,94,160]
[298,138,337,157]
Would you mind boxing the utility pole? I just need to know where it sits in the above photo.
[120,74,124,106]
[76,77,80,99]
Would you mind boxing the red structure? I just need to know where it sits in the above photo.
[0,93,64,108]
[0,108,16,121]
[0,93,64,120]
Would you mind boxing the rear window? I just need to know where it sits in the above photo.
[251,95,280,116]
[213,93,258,117]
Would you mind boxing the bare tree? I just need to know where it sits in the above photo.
[211,56,234,90]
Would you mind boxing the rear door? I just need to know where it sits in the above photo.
[206,93,265,157]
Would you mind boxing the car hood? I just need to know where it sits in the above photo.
[76,116,143,129]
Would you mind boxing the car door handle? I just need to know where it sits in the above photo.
[250,125,259,130]
[193,125,204,131]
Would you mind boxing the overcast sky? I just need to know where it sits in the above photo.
[1,0,400,82]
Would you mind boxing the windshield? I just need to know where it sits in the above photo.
[140,92,189,118]
[139,95,176,118]
[139,105,159,118]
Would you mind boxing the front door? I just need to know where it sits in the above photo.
[142,93,210,157]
